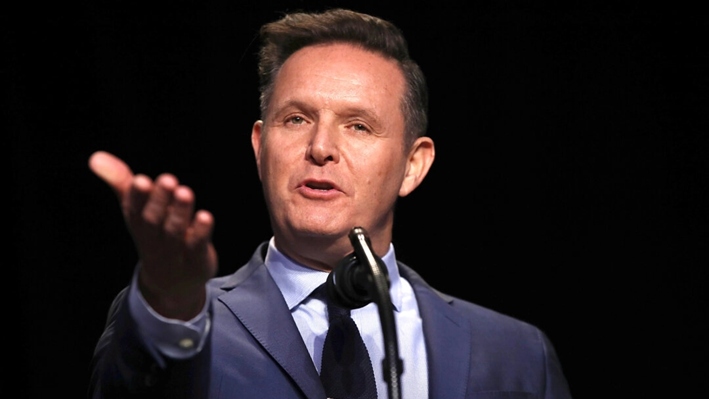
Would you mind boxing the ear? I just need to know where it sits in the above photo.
[251,120,264,181]
[399,136,435,197]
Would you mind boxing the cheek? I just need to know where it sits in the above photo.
[264,141,295,172]
[259,151,287,193]
[360,164,401,198]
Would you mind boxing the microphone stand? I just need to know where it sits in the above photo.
[326,227,403,399]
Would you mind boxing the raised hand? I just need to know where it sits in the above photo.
[89,151,218,320]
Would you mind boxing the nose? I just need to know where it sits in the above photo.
[307,122,340,165]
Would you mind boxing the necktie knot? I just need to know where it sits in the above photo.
[313,283,351,321]
[327,301,351,321]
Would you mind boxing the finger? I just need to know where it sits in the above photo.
[88,151,135,199]
[163,185,195,238]
[125,174,154,222]
[190,210,215,246]
[189,210,218,279]
[141,173,178,227]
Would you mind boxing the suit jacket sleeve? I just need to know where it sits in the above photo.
[88,287,211,399]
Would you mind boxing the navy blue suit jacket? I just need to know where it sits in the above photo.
[90,242,572,398]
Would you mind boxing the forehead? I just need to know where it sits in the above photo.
[269,43,406,117]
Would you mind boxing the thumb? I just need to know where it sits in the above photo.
[88,151,135,198]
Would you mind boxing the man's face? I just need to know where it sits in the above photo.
[251,43,432,269]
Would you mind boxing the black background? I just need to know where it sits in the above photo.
[9,1,707,397]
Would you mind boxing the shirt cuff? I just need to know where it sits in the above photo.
[127,265,211,362]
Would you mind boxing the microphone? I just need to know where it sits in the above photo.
[326,226,404,399]
[326,226,389,309]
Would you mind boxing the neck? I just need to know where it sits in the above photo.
[272,230,391,272]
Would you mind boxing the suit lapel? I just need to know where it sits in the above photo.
[400,264,472,399]
[218,245,325,399]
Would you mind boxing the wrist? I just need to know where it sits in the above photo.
[138,271,207,320]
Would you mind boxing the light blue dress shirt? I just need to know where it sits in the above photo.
[129,237,428,398]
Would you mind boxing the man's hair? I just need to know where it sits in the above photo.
[257,8,428,145]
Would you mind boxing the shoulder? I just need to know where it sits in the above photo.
[398,262,572,396]
[398,261,550,348]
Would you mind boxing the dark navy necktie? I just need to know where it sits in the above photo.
[319,286,378,399]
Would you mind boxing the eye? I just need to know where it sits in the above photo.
[351,123,370,133]
[287,116,306,125]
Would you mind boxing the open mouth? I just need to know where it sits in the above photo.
[306,181,334,190]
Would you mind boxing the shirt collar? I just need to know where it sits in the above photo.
[264,237,403,312]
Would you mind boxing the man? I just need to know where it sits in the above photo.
[88,8,572,399]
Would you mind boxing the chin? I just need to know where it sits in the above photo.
[287,212,351,234]
[292,224,349,240]
[282,221,354,249]
[283,224,354,259]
